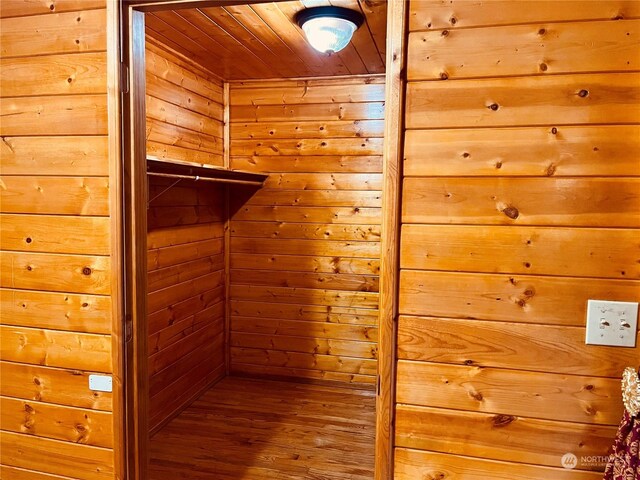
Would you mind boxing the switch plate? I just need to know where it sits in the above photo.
[585,300,638,347]
[89,374,113,392]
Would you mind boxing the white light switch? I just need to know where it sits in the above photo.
[585,300,638,347]
[89,374,113,392]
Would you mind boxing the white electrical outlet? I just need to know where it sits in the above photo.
[89,374,113,392]
[585,300,638,347]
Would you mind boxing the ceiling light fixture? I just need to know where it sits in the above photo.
[296,6,364,54]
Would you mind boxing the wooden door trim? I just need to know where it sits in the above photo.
[126,0,284,12]
[122,6,150,480]
[107,1,126,478]
[375,0,407,478]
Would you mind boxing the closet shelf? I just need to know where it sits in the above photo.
[147,157,268,186]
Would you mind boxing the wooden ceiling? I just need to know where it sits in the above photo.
[145,0,387,80]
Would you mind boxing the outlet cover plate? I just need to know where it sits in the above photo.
[89,374,113,392]
[585,300,638,347]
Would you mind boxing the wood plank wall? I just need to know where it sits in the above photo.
[145,38,226,432]
[146,180,226,433]
[0,1,117,478]
[227,76,384,387]
[395,1,640,478]
[145,36,224,167]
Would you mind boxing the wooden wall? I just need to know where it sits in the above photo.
[395,1,640,478]
[0,0,118,478]
[227,76,384,387]
[145,37,226,433]
[145,37,224,167]
[146,180,226,433]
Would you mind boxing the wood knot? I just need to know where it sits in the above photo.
[33,377,41,386]
[450,16,457,25]
[24,404,35,414]
[440,72,449,80]
[441,30,449,37]
[492,414,516,427]
[585,384,594,391]
[488,103,499,111]
[82,267,92,275]
[538,28,546,35]
[501,205,519,219]
[470,391,484,402]
[578,89,589,98]
[551,127,558,135]
[82,302,89,308]
[25,237,32,243]
[464,359,474,365]
[546,163,557,176]
[539,62,548,72]
[26,265,33,271]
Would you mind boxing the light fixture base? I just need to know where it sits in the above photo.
[295,6,364,29]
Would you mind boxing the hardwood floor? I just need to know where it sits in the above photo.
[149,377,376,479]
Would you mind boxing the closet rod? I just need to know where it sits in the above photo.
[147,171,264,186]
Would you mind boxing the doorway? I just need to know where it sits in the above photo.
[120,1,403,478]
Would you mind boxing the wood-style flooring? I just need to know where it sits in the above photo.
[149,377,376,479]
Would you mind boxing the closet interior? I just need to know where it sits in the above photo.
[138,2,387,478]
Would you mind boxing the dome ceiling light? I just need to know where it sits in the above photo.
[296,6,364,54]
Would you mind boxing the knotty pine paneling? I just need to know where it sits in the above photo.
[145,39,224,167]
[144,1,386,81]
[395,449,603,480]
[395,1,640,477]
[146,178,226,432]
[228,77,383,387]
[0,1,117,477]
[0,0,119,478]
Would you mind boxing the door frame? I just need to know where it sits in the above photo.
[117,1,406,478]
[376,1,406,478]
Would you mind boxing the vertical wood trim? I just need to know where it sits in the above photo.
[223,83,231,169]
[223,82,231,375]
[124,8,148,480]
[376,0,407,478]
[107,1,125,478]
